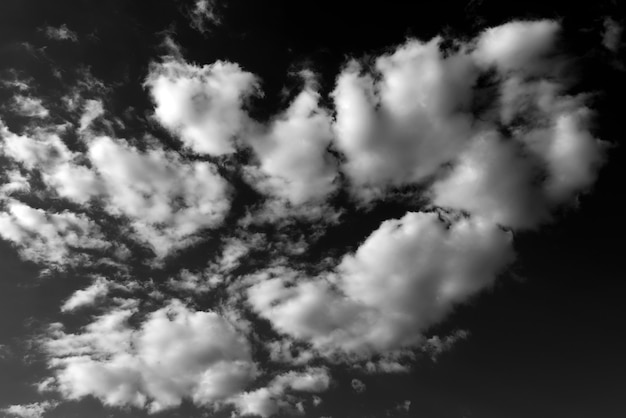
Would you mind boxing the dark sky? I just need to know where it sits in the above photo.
[0,1,625,418]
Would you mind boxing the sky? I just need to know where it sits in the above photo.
[0,1,625,418]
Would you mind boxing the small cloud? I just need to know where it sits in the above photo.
[78,99,104,131]
[351,378,366,393]
[603,17,622,52]
[2,401,58,418]
[44,24,78,42]
[0,344,12,360]
[422,330,470,361]
[189,0,221,33]
[61,276,110,312]
[12,96,49,118]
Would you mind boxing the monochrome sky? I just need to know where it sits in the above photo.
[0,1,625,418]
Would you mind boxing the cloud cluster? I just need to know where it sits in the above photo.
[60,276,110,312]
[2,401,58,418]
[0,18,608,417]
[229,367,330,417]
[247,212,513,357]
[44,300,256,413]
[1,122,231,260]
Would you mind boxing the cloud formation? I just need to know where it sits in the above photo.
[0,18,608,417]
[44,300,256,412]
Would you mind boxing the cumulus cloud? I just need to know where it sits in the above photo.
[61,276,110,312]
[188,0,221,33]
[245,79,338,205]
[331,39,476,198]
[44,300,256,412]
[12,96,49,118]
[44,24,78,42]
[2,401,58,418]
[0,17,609,418]
[351,378,366,393]
[602,18,622,52]
[87,136,231,257]
[472,20,560,72]
[78,99,104,132]
[146,59,258,156]
[422,329,470,361]
[247,212,513,357]
[229,368,331,417]
[0,199,110,267]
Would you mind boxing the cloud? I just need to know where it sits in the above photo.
[0,199,110,267]
[44,300,257,412]
[602,18,622,52]
[146,59,258,156]
[472,20,559,72]
[245,78,338,205]
[0,17,610,418]
[331,39,476,199]
[188,0,221,33]
[247,212,513,357]
[78,99,104,132]
[2,401,58,418]
[12,96,49,118]
[351,378,366,393]
[87,136,231,257]
[44,24,78,42]
[229,368,331,417]
[422,329,470,361]
[61,276,110,312]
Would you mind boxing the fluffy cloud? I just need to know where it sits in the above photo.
[87,136,231,257]
[472,20,560,71]
[2,401,58,418]
[146,60,258,156]
[248,212,513,357]
[246,82,338,205]
[229,368,331,417]
[0,17,609,418]
[0,199,110,267]
[61,276,110,312]
[331,39,476,198]
[189,0,221,33]
[12,96,49,118]
[44,300,256,412]
[44,24,78,42]
[1,122,232,259]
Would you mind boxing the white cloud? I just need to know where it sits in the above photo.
[0,18,609,417]
[146,59,258,156]
[189,0,221,33]
[351,378,366,393]
[248,212,513,357]
[0,199,110,267]
[1,169,30,195]
[12,96,49,118]
[44,24,78,42]
[431,133,547,228]
[331,40,476,198]
[87,136,231,257]
[229,368,330,417]
[61,276,110,312]
[1,122,232,259]
[246,80,337,205]
[44,300,257,412]
[422,329,469,361]
[603,17,622,52]
[473,20,560,72]
[2,401,58,418]
[2,126,73,171]
[79,99,105,131]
